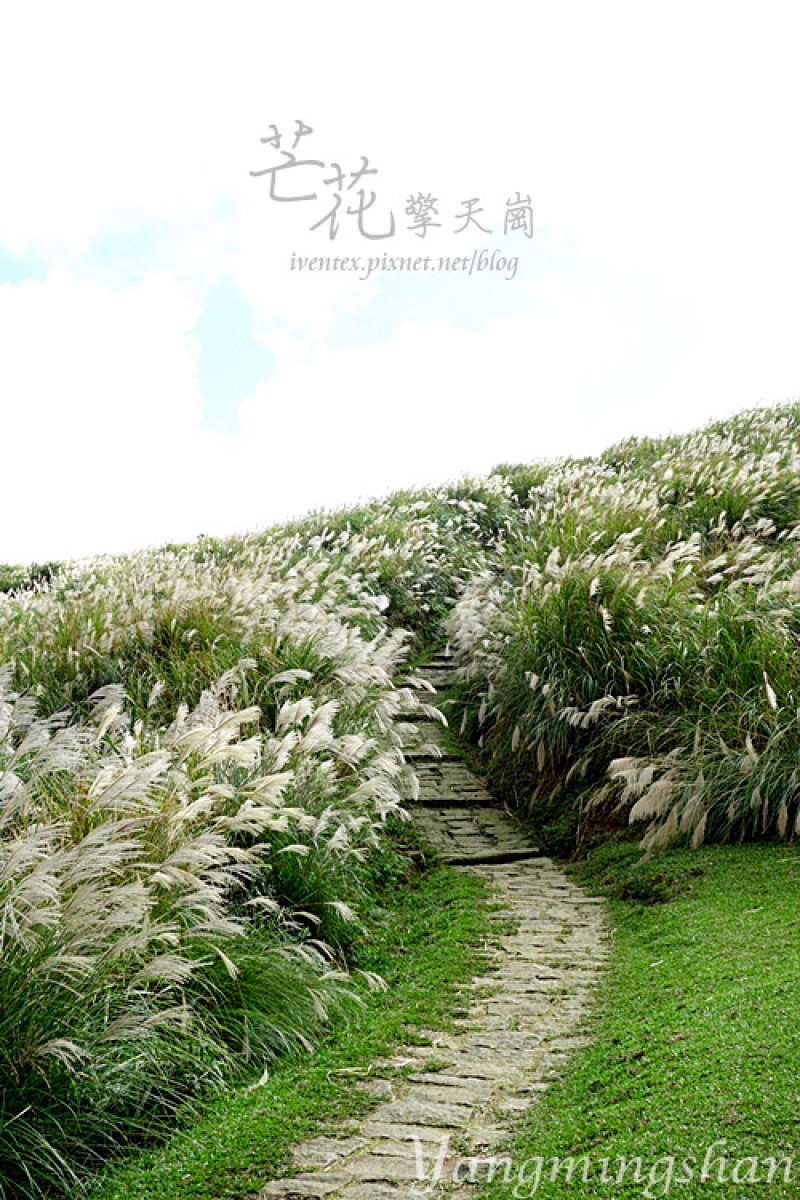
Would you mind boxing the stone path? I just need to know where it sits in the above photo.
[260,652,608,1199]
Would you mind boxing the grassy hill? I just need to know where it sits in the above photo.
[446,402,800,854]
[2,399,800,1196]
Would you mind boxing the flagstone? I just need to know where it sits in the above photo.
[259,659,607,1200]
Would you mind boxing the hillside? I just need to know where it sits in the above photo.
[1,399,800,1196]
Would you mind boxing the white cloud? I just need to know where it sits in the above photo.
[1,2,800,561]
[0,270,202,559]
[0,255,795,565]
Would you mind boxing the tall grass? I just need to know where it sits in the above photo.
[445,401,800,853]
[3,398,800,1192]
[0,541,435,1195]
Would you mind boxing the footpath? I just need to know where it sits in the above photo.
[261,652,609,1198]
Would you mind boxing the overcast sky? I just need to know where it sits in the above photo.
[2,2,799,563]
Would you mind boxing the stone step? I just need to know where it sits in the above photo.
[416,672,458,688]
[439,848,544,867]
[257,661,608,1200]
[402,747,462,762]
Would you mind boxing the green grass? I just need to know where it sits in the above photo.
[5,400,800,1196]
[0,560,61,593]
[442,401,800,854]
[477,842,800,1198]
[86,861,494,1200]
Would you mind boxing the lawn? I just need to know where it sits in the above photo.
[88,860,494,1200]
[476,842,800,1198]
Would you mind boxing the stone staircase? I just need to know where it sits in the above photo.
[260,651,608,1199]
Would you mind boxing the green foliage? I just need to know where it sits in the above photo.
[571,837,709,902]
[445,400,800,854]
[479,845,800,1199]
[490,460,554,506]
[5,397,800,1195]
[87,865,493,1200]
[0,560,61,593]
[0,535,432,1197]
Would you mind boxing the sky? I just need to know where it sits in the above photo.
[2,2,799,563]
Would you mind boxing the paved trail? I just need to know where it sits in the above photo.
[261,654,608,1198]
